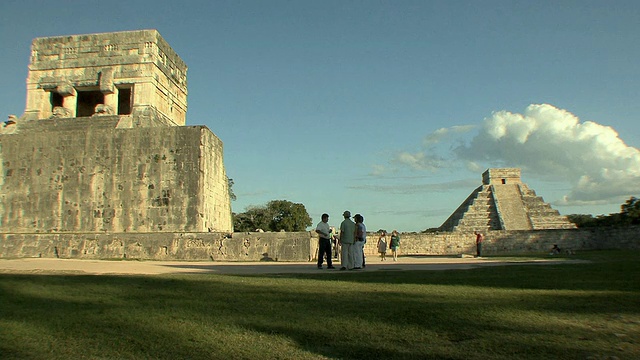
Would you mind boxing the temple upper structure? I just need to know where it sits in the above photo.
[439,168,577,232]
[23,30,187,126]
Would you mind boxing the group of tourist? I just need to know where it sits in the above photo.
[320,226,569,262]
[315,211,400,270]
[376,230,400,261]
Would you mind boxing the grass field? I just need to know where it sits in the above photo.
[1,250,638,360]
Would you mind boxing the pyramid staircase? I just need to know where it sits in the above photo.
[492,184,532,230]
[438,185,501,232]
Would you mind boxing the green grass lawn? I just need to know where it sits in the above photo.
[1,250,638,360]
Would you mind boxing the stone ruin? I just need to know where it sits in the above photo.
[0,30,232,233]
[0,30,592,261]
[439,168,577,232]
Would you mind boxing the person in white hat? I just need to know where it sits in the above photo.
[353,214,366,269]
[338,211,356,270]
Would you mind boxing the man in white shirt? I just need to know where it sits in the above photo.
[315,213,335,269]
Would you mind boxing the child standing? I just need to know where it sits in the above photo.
[377,232,387,261]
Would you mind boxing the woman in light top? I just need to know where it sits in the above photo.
[377,231,387,261]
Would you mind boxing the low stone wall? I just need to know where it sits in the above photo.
[0,232,315,261]
[362,226,640,257]
[1,226,638,261]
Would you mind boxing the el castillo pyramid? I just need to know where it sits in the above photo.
[439,168,576,232]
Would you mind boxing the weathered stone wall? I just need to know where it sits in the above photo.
[1,227,637,261]
[0,122,232,233]
[0,232,313,261]
[199,129,232,232]
[362,227,640,257]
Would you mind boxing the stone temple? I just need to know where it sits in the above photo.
[439,168,576,232]
[0,30,232,233]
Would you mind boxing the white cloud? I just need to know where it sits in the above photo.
[385,126,475,173]
[369,164,386,176]
[395,104,640,205]
[423,125,475,146]
[393,151,444,171]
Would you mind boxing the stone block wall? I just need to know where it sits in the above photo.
[363,232,476,256]
[361,227,640,257]
[25,30,187,125]
[199,129,232,232]
[482,168,522,185]
[0,232,313,261]
[0,122,232,233]
[0,227,638,261]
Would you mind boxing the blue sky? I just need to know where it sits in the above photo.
[1,0,639,232]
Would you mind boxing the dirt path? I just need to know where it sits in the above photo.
[0,256,584,276]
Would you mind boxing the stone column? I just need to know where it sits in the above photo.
[57,82,77,118]
[104,92,117,113]
[100,68,116,114]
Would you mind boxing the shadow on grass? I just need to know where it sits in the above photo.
[221,253,640,293]
[3,273,634,360]
[0,251,638,359]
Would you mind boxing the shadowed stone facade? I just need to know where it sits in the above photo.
[439,168,576,232]
[0,30,232,233]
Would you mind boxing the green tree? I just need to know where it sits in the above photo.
[233,205,271,232]
[566,214,597,228]
[233,200,312,232]
[567,196,639,228]
[621,196,640,224]
[267,200,312,232]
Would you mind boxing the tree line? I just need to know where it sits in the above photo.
[567,196,640,228]
[233,200,312,232]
